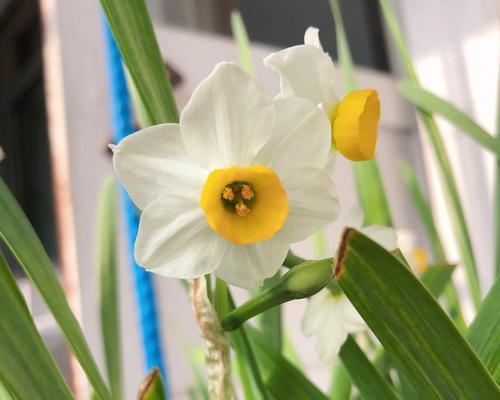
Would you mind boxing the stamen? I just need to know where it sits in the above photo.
[235,203,250,217]
[222,187,235,201]
[241,184,254,200]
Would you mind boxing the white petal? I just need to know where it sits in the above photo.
[304,27,323,49]
[180,62,275,169]
[275,167,339,243]
[214,239,289,289]
[254,97,331,173]
[345,206,365,229]
[135,192,225,278]
[337,295,366,332]
[362,225,398,251]
[264,45,337,115]
[316,303,347,362]
[301,289,332,336]
[112,124,206,210]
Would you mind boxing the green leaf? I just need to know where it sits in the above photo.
[96,177,121,399]
[467,277,500,382]
[398,161,466,331]
[259,271,282,351]
[0,252,73,400]
[339,336,399,400]
[100,0,179,124]
[335,228,499,399]
[137,368,165,400]
[247,326,328,400]
[227,292,270,400]
[0,178,111,400]
[328,361,351,400]
[230,10,255,77]
[329,0,393,227]
[0,380,15,400]
[379,0,481,309]
[419,264,455,298]
[398,81,500,155]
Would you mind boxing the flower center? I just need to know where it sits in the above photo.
[221,182,255,217]
[200,165,289,245]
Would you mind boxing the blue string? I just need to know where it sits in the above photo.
[101,19,170,396]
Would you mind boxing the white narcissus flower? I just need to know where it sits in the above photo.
[265,27,381,162]
[302,207,396,362]
[112,62,339,288]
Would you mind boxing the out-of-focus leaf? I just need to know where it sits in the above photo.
[467,277,500,382]
[420,264,455,298]
[379,0,481,309]
[329,0,393,227]
[0,252,73,400]
[100,0,179,124]
[398,160,466,331]
[96,177,121,399]
[336,228,499,399]
[339,336,399,400]
[0,178,111,399]
[329,361,351,400]
[230,10,255,77]
[398,81,500,155]
[138,368,165,400]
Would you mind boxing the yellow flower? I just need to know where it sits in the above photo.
[332,89,380,161]
[265,27,381,162]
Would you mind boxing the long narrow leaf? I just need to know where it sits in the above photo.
[0,252,73,400]
[495,70,500,277]
[398,161,466,330]
[335,228,499,399]
[329,0,393,227]
[398,81,500,155]
[100,0,179,124]
[0,179,111,400]
[467,277,500,382]
[97,177,121,399]
[339,336,399,400]
[247,326,328,400]
[379,0,481,308]
[329,362,351,400]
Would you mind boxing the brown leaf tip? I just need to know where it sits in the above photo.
[137,367,159,399]
[334,227,356,277]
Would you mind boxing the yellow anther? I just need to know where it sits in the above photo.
[241,184,254,200]
[235,203,250,217]
[222,187,235,201]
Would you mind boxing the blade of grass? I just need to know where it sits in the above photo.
[230,10,255,77]
[495,70,500,277]
[379,0,481,308]
[398,160,466,331]
[339,336,399,400]
[100,0,179,124]
[0,252,73,400]
[0,178,111,400]
[335,228,499,399]
[259,272,282,350]
[96,177,121,399]
[466,277,500,382]
[329,0,393,227]
[398,81,500,155]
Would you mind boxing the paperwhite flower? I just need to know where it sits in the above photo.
[265,27,381,162]
[112,62,339,288]
[302,207,396,361]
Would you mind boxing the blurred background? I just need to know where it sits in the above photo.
[0,0,498,398]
